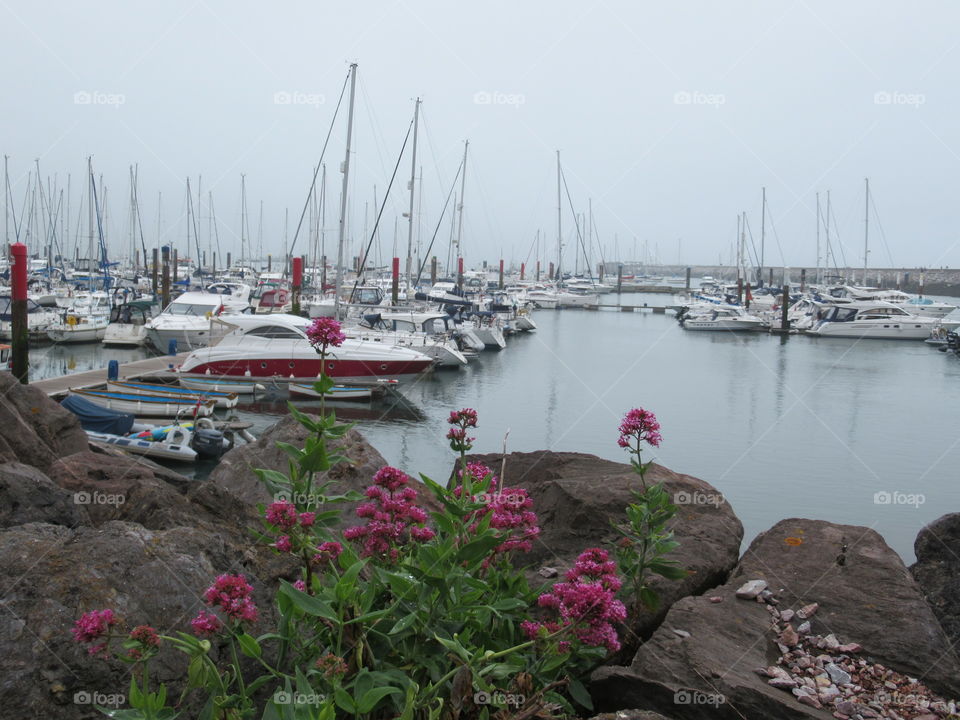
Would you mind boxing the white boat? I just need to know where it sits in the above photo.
[176,374,270,395]
[288,382,389,400]
[87,428,199,462]
[835,285,957,318]
[680,304,764,331]
[103,301,153,347]
[806,301,945,340]
[0,296,60,341]
[47,312,110,343]
[72,388,216,418]
[555,289,601,307]
[350,312,469,367]
[106,380,239,409]
[176,313,434,385]
[145,289,251,351]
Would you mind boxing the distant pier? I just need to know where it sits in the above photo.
[33,352,191,397]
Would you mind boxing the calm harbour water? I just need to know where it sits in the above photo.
[38,294,960,562]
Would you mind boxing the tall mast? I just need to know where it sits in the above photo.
[825,190,832,280]
[87,156,95,269]
[760,187,766,285]
[815,192,821,286]
[335,63,358,317]
[3,155,8,244]
[240,174,247,269]
[455,139,469,273]
[863,178,869,285]
[405,97,421,295]
[320,163,326,280]
[556,150,562,281]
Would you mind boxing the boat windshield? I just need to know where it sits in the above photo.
[824,307,858,322]
[167,303,217,316]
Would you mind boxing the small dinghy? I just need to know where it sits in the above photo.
[176,373,271,395]
[288,382,389,400]
[61,393,230,462]
[106,380,239,408]
[71,388,216,418]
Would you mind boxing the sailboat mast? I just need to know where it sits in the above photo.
[760,187,766,285]
[240,174,247,269]
[335,63,358,317]
[556,150,562,281]
[455,139,469,285]
[815,192,821,286]
[405,97,420,295]
[863,178,869,285]
[87,157,95,271]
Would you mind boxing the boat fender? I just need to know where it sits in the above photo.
[66,315,78,326]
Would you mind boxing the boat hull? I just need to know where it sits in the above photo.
[106,380,239,408]
[74,390,216,418]
[682,319,762,331]
[103,324,147,346]
[807,321,938,340]
[86,430,198,462]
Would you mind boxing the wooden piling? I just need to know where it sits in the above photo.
[10,242,28,384]
[161,246,171,310]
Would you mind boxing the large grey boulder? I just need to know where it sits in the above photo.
[911,512,960,651]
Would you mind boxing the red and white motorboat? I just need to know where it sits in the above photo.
[176,314,434,386]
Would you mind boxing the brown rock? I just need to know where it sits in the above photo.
[0,462,87,528]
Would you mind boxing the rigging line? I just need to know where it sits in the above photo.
[349,117,414,302]
[868,190,895,266]
[357,74,394,196]
[763,202,787,266]
[558,164,595,282]
[283,69,351,264]
[742,215,760,271]
[415,159,463,285]
[827,203,847,270]
[417,109,451,192]
[132,169,149,273]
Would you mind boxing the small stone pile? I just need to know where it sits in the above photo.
[734,580,960,720]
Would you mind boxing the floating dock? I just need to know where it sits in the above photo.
[33,352,191,397]
[582,304,680,313]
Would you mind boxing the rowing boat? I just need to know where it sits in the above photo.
[106,380,239,408]
[72,388,216,418]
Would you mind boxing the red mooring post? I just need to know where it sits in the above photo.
[499,259,504,289]
[10,242,28,383]
[457,257,464,291]
[536,260,540,281]
[520,262,525,281]
[392,257,400,304]
[291,256,303,315]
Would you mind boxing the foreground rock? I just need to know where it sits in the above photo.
[463,451,744,641]
[0,373,87,472]
[911,513,960,651]
[0,461,87,528]
[592,518,960,719]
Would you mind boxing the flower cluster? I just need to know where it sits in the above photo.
[127,625,161,660]
[617,408,661,450]
[265,499,299,531]
[312,541,343,568]
[343,466,435,561]
[523,548,626,653]
[447,408,478,453]
[191,573,258,634]
[264,501,320,555]
[306,317,346,353]
[72,609,117,656]
[315,653,349,678]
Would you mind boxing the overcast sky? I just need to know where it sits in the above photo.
[2,1,958,272]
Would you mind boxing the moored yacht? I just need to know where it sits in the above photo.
[805,301,946,340]
[176,313,434,385]
[145,289,250,351]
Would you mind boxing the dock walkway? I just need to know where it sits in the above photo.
[33,352,191,397]
[581,304,680,313]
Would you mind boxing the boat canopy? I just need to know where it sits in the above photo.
[62,393,135,435]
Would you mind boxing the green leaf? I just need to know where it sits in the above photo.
[279,581,338,621]
[313,375,336,395]
[567,677,594,710]
[237,632,262,658]
[640,586,660,610]
[357,687,402,714]
[388,611,419,635]
[333,688,357,714]
[334,559,366,603]
[454,533,502,566]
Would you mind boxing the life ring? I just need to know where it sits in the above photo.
[66,315,78,326]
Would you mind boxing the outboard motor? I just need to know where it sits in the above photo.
[190,426,228,459]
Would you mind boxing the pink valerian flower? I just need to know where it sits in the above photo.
[72,609,118,656]
[274,535,293,553]
[265,500,298,531]
[129,625,160,647]
[458,462,496,486]
[617,408,662,450]
[299,512,316,528]
[523,548,626,653]
[312,541,343,567]
[190,610,223,637]
[306,317,346,353]
[293,579,308,592]
[201,574,258,624]
[316,653,349,678]
[344,466,435,561]
[447,408,478,453]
